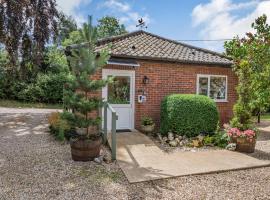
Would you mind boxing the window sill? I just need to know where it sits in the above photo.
[214,100,228,103]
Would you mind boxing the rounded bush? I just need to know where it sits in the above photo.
[160,94,219,137]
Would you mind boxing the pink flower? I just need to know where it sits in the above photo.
[243,129,256,138]
[227,128,241,137]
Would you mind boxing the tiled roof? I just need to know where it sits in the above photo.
[96,30,232,66]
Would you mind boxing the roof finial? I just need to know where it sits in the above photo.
[136,18,148,30]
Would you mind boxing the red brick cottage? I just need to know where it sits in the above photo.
[93,30,237,131]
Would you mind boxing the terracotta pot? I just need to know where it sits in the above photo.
[70,136,102,161]
[236,137,256,153]
[141,124,155,134]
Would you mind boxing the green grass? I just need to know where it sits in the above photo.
[252,113,270,121]
[0,99,63,109]
[76,166,123,183]
[261,113,270,120]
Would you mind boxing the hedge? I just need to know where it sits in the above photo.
[160,94,219,137]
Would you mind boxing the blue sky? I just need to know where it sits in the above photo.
[57,0,270,52]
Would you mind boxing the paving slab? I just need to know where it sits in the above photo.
[110,131,270,183]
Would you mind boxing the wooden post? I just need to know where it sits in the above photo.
[98,106,102,132]
[103,103,108,144]
[111,112,118,160]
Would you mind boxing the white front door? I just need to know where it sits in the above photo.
[102,69,135,130]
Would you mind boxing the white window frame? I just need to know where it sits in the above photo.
[196,74,228,102]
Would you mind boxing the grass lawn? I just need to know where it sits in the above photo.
[252,113,270,122]
[261,113,270,120]
[0,99,62,109]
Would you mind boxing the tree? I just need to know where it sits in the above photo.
[56,12,77,45]
[63,16,110,138]
[97,16,127,39]
[62,30,82,47]
[225,14,270,125]
[0,0,58,71]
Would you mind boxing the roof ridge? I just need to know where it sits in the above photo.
[97,30,144,45]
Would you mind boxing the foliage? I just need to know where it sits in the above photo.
[63,16,110,138]
[203,135,214,146]
[0,0,58,69]
[56,12,77,44]
[43,46,70,73]
[225,14,270,125]
[229,61,253,130]
[202,131,230,148]
[97,16,127,38]
[48,112,71,141]
[62,30,82,47]
[0,45,70,103]
[17,73,71,103]
[141,116,154,126]
[212,131,230,148]
[0,49,8,98]
[160,94,219,137]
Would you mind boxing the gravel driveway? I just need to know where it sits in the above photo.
[1,108,270,200]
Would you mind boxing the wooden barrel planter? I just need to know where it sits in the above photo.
[236,137,256,153]
[70,136,102,161]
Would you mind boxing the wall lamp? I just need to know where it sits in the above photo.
[143,76,150,84]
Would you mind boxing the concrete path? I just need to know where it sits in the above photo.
[113,131,270,183]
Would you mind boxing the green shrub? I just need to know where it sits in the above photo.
[0,47,70,104]
[35,73,69,103]
[160,94,219,137]
[17,73,69,103]
[17,83,43,102]
[202,132,229,148]
[203,135,215,146]
[141,116,154,126]
[48,112,71,141]
[212,131,230,148]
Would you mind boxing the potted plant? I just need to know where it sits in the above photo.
[141,116,155,134]
[226,127,257,153]
[63,16,110,161]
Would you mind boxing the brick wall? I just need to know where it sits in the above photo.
[96,59,238,130]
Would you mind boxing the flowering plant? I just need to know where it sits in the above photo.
[226,127,257,139]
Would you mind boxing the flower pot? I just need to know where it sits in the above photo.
[75,127,87,135]
[141,124,155,134]
[236,137,256,153]
[70,136,102,161]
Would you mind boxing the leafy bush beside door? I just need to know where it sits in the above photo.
[160,94,219,137]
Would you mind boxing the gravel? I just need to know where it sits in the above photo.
[1,108,270,200]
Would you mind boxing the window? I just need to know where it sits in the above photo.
[197,75,227,102]
[108,76,130,104]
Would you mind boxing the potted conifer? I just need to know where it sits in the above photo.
[63,16,110,161]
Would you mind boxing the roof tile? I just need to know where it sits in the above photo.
[96,30,232,66]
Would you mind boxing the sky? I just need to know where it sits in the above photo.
[56,0,270,52]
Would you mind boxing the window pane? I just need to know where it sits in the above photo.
[108,76,130,104]
[210,77,226,100]
[198,77,208,96]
